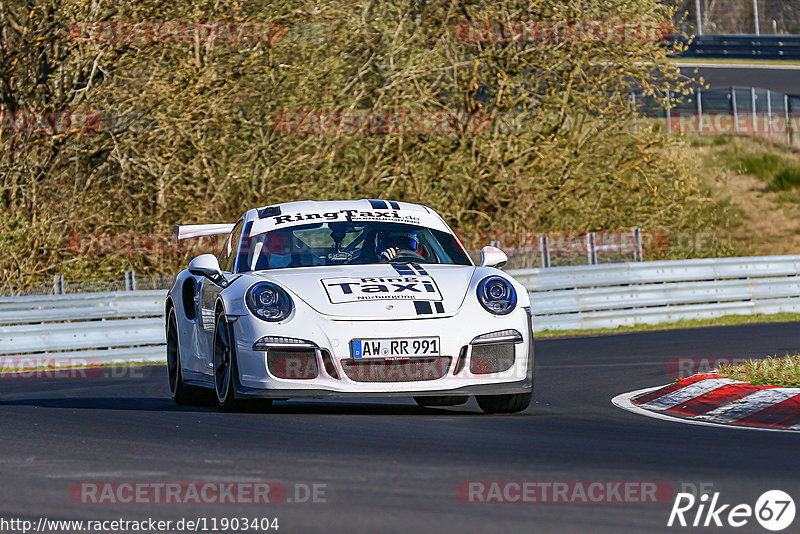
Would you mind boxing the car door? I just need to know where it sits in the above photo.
[198,219,243,374]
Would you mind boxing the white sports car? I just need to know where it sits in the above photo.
[166,200,533,413]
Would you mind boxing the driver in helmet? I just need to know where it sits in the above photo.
[376,229,425,262]
[263,230,294,269]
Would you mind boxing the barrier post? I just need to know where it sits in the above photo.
[586,232,597,265]
[697,89,703,134]
[753,0,760,35]
[124,270,137,291]
[539,236,551,268]
[767,90,772,136]
[633,227,643,262]
[695,0,703,35]
[666,90,672,134]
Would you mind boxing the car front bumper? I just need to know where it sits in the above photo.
[230,306,534,399]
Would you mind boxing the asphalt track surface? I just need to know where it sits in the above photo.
[678,64,800,94]
[1,322,799,534]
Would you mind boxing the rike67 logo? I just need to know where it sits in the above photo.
[668,490,795,531]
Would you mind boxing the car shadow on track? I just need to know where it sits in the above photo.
[0,396,496,415]
[0,397,190,411]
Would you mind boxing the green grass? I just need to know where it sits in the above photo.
[534,312,800,338]
[769,166,800,192]
[717,354,800,387]
[737,153,784,179]
[689,134,732,148]
[709,142,800,191]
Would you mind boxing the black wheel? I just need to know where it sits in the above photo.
[476,392,532,414]
[413,396,469,407]
[213,310,243,411]
[166,307,209,405]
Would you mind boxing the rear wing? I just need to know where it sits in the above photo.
[173,223,235,242]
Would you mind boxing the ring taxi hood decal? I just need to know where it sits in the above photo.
[264,263,475,320]
[247,199,450,236]
[322,274,443,304]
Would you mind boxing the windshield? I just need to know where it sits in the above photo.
[237,221,471,272]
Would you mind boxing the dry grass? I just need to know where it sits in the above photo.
[717,354,800,387]
[689,135,800,256]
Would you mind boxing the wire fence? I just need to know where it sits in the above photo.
[630,86,800,146]
[470,228,644,269]
[669,0,800,36]
[0,272,174,297]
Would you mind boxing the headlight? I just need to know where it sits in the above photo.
[245,282,293,322]
[476,276,517,315]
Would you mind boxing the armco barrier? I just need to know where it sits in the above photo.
[0,290,167,365]
[1,255,800,365]
[671,34,800,60]
[509,255,800,331]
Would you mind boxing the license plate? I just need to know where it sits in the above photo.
[350,337,440,358]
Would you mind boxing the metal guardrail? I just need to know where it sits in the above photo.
[1,255,800,365]
[0,290,166,366]
[672,34,800,60]
[0,291,166,324]
[509,255,800,331]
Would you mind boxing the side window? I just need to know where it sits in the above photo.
[217,220,243,273]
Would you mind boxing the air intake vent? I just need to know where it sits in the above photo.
[469,343,515,374]
[267,349,319,379]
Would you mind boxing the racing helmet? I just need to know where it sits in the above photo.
[375,229,420,253]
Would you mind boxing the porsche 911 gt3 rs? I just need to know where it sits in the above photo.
[166,200,533,413]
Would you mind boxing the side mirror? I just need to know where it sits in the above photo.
[480,246,508,269]
[188,254,225,283]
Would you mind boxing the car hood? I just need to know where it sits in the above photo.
[259,263,476,320]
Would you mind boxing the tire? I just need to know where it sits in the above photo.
[476,392,532,414]
[213,310,244,411]
[413,396,469,407]
[166,307,210,406]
